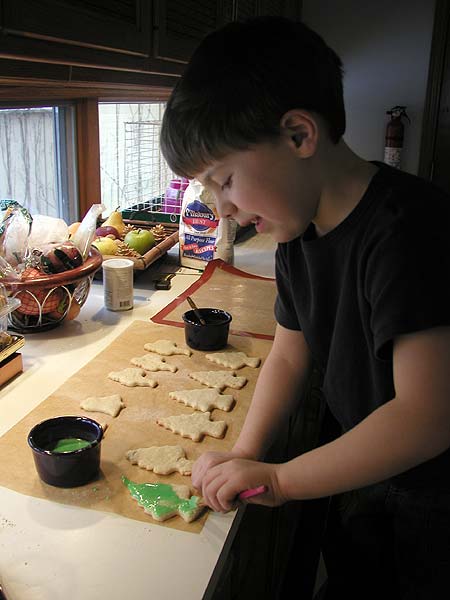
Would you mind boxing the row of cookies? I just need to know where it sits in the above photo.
[79,340,260,522]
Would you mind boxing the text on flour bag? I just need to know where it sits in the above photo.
[179,180,236,270]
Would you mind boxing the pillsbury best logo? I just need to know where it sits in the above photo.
[183,200,218,232]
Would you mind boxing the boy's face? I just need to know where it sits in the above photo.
[197,136,319,244]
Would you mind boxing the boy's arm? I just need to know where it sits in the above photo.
[278,325,450,499]
[233,323,313,460]
[191,324,313,489]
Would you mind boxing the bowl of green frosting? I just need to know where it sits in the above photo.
[28,415,103,487]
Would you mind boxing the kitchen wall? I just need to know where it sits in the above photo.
[302,0,436,175]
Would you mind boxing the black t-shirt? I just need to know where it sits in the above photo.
[275,162,450,488]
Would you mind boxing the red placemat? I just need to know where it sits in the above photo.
[152,259,277,340]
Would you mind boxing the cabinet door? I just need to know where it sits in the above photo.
[153,0,233,63]
[2,0,151,56]
[236,0,302,21]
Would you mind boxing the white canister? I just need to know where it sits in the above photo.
[102,258,134,311]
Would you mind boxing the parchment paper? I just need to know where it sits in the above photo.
[0,321,273,532]
[152,260,277,339]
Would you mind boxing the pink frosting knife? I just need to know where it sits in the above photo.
[238,485,267,500]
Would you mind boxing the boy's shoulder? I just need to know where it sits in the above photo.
[370,161,448,209]
[363,162,449,236]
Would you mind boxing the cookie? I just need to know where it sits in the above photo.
[122,477,204,522]
[108,367,157,388]
[156,411,227,442]
[188,370,247,391]
[130,354,177,373]
[143,339,192,357]
[80,394,124,417]
[126,445,193,475]
[205,351,261,370]
[169,388,234,412]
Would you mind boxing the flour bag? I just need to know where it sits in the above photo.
[179,180,236,270]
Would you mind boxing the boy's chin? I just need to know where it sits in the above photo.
[272,227,305,244]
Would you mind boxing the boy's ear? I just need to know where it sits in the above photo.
[280,110,318,158]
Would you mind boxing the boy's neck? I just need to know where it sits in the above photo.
[312,141,378,237]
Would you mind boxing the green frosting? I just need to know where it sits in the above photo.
[122,476,200,520]
[50,438,91,453]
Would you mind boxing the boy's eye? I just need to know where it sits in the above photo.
[221,176,232,191]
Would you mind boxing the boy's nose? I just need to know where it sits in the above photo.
[215,195,236,219]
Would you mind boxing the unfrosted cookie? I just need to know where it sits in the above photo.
[126,445,193,475]
[188,370,247,391]
[122,477,204,522]
[143,339,192,357]
[130,354,177,373]
[108,367,157,388]
[80,394,124,417]
[169,388,234,412]
[205,351,261,370]
[156,411,227,442]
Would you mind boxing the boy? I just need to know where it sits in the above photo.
[160,16,450,599]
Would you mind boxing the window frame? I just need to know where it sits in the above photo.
[0,86,174,219]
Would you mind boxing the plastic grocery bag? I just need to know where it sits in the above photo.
[71,203,105,260]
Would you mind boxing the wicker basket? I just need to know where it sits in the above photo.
[2,248,102,332]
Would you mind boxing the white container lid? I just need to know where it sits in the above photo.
[102,259,134,270]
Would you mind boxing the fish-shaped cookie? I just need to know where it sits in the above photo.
[156,411,227,442]
[169,388,234,412]
[205,351,261,370]
[108,367,157,388]
[188,370,247,391]
[126,445,193,475]
[143,339,192,356]
[131,354,177,372]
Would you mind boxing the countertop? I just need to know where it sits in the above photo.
[0,234,276,600]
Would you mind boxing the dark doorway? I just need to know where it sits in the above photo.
[419,0,450,195]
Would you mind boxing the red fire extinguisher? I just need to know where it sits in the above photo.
[384,106,410,169]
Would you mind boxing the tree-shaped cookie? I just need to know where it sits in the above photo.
[122,477,204,522]
[126,445,193,475]
[143,339,192,356]
[108,367,157,387]
[156,411,227,442]
[131,354,177,372]
[205,351,261,370]
[169,388,234,412]
[188,370,247,391]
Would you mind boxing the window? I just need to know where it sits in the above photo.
[0,105,78,223]
[98,102,175,215]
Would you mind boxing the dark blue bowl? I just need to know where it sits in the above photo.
[182,308,232,351]
[28,416,103,487]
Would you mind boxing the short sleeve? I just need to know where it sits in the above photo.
[365,193,450,360]
[274,243,301,331]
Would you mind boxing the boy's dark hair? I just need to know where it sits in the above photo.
[160,16,345,178]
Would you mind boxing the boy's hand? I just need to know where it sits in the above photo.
[192,450,246,491]
[197,457,287,513]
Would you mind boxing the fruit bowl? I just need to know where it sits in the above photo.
[1,248,102,332]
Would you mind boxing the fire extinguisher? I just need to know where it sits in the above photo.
[384,106,410,169]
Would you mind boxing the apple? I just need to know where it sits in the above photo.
[124,229,155,255]
[92,237,118,256]
[96,225,120,239]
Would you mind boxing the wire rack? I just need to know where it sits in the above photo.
[123,120,174,212]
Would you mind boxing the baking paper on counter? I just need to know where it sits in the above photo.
[0,321,273,533]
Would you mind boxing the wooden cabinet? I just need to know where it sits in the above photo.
[153,0,302,64]
[2,0,152,57]
[153,0,234,63]
[0,0,183,90]
[0,0,302,94]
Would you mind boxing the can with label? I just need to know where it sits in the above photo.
[102,258,134,311]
